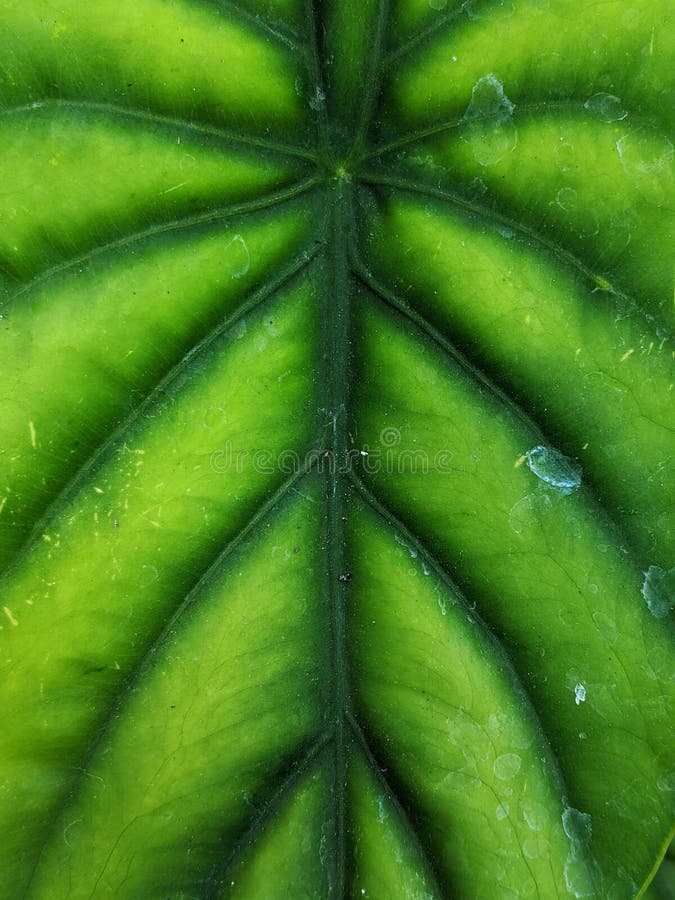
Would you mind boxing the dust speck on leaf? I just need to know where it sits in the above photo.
[3,607,18,627]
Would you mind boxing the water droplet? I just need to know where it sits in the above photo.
[556,187,578,211]
[233,319,247,340]
[493,752,522,780]
[584,92,627,122]
[309,86,326,111]
[555,188,600,236]
[468,177,488,198]
[615,132,673,202]
[657,771,675,792]
[496,802,510,820]
[523,802,548,832]
[564,853,595,898]
[641,565,674,618]
[224,234,250,278]
[428,0,447,8]
[462,74,517,166]
[508,491,553,535]
[464,74,514,123]
[139,564,159,586]
[394,533,418,559]
[526,445,582,495]
[574,682,586,705]
[202,407,227,429]
[562,807,592,843]
[523,838,541,860]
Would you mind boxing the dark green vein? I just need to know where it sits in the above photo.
[384,3,467,68]
[21,466,316,900]
[346,711,445,898]
[359,171,664,333]
[319,178,355,896]
[347,0,391,165]
[364,113,464,158]
[0,99,317,161]
[216,0,302,51]
[350,250,644,570]
[350,250,543,441]
[365,100,663,160]
[349,471,596,894]
[3,175,320,308]
[304,0,330,161]
[205,732,331,898]
[0,243,323,585]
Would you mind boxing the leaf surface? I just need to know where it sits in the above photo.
[0,1,673,897]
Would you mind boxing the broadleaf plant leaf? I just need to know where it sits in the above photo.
[0,1,673,897]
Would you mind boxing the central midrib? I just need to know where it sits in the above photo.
[320,175,354,895]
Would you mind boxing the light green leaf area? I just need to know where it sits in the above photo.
[0,1,672,898]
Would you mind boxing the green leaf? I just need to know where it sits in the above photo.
[0,1,672,897]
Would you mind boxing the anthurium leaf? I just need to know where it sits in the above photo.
[0,1,672,898]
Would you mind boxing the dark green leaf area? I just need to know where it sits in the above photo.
[0,1,672,899]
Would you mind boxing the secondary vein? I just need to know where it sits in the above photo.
[348,0,391,165]
[0,100,317,162]
[359,170,663,334]
[4,175,321,309]
[0,242,322,585]
[20,465,316,899]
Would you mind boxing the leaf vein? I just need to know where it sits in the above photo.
[205,731,332,898]
[1,241,322,582]
[348,0,391,163]
[4,176,320,309]
[346,710,446,898]
[0,100,317,161]
[366,98,666,159]
[351,247,646,568]
[20,465,317,899]
[350,471,588,895]
[360,171,665,334]
[215,0,303,51]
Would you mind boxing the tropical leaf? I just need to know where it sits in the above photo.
[0,1,673,897]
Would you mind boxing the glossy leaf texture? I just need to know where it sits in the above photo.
[0,1,673,897]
